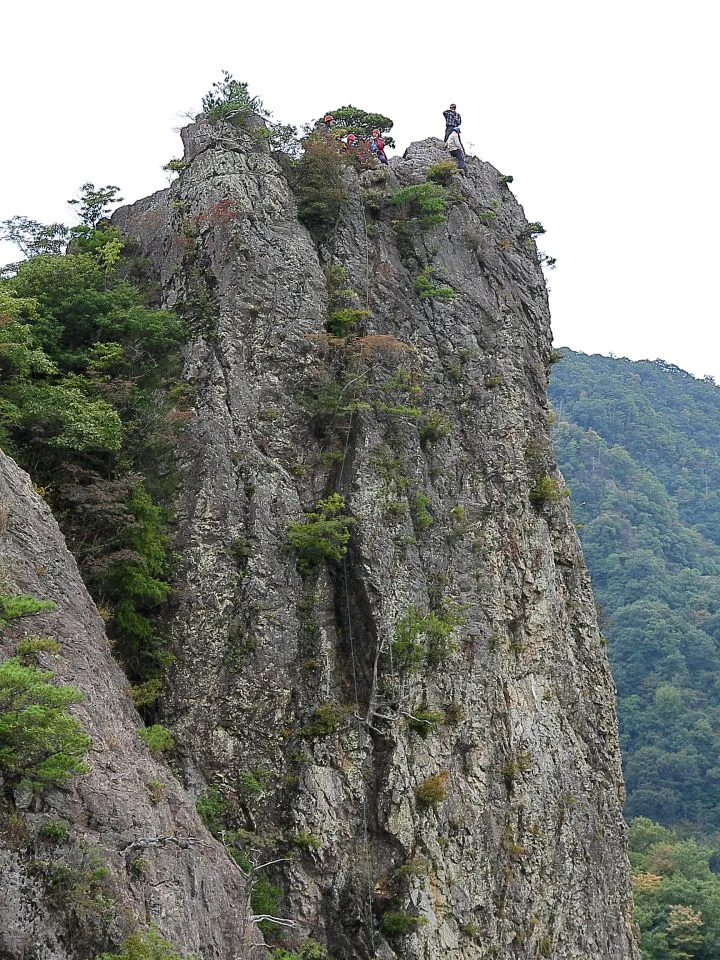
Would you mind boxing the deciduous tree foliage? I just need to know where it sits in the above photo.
[0,211,184,686]
[550,351,720,831]
[628,817,720,959]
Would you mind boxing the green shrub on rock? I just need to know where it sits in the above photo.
[391,603,463,672]
[414,770,449,807]
[272,940,330,960]
[380,911,426,937]
[95,928,190,960]
[137,724,174,756]
[427,160,458,186]
[388,184,447,229]
[407,708,445,737]
[0,594,56,627]
[529,474,569,506]
[38,819,71,842]
[413,268,455,301]
[301,703,353,737]
[326,308,369,338]
[288,494,355,573]
[16,636,62,661]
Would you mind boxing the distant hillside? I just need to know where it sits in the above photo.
[550,350,720,832]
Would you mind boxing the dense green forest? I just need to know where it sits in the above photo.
[550,351,720,833]
[628,818,720,959]
[0,186,185,699]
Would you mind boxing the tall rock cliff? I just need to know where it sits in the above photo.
[0,451,253,960]
[110,120,639,960]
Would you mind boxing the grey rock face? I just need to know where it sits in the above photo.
[113,122,639,959]
[0,451,253,960]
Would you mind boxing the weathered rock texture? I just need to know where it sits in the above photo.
[0,450,253,960]
[113,122,639,960]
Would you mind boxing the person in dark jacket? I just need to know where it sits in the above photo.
[443,104,461,141]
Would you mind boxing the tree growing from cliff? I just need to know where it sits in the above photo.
[289,136,350,231]
[68,183,123,229]
[0,658,90,792]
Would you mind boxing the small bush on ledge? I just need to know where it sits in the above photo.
[415,770,449,807]
[326,308,369,337]
[288,494,355,573]
[427,160,458,185]
[0,593,56,627]
[16,636,62,662]
[407,708,445,738]
[529,475,569,506]
[388,184,447,229]
[521,221,546,239]
[413,267,455,301]
[301,703,353,737]
[380,911,427,937]
[96,928,190,960]
[137,724,175,756]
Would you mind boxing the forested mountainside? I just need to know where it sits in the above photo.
[0,78,638,960]
[550,350,720,832]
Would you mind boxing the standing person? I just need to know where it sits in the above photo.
[319,114,334,137]
[371,128,388,165]
[446,126,466,175]
[443,103,461,142]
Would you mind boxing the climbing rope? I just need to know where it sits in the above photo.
[359,195,370,311]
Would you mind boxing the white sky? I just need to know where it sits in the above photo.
[3,0,718,377]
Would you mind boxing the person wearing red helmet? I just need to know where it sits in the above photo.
[320,114,334,137]
[370,128,388,165]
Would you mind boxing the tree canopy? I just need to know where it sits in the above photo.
[323,105,395,147]
[628,817,720,959]
[550,351,720,831]
[0,202,183,688]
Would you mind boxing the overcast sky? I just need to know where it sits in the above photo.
[3,0,718,378]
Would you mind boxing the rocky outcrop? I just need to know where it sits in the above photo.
[112,123,639,959]
[0,450,253,960]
